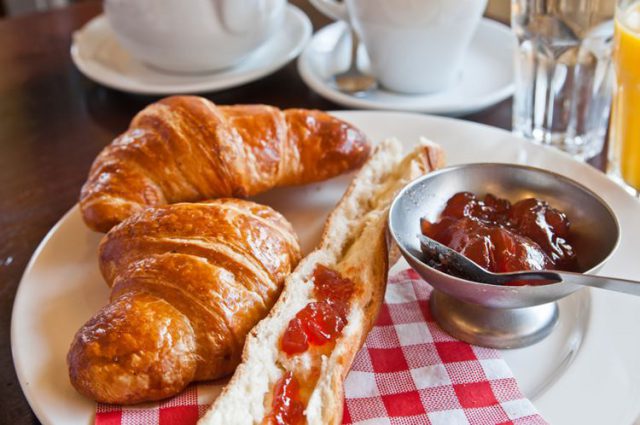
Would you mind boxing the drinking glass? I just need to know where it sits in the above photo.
[511,0,616,160]
[608,0,640,195]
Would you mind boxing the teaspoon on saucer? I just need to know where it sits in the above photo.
[331,28,377,95]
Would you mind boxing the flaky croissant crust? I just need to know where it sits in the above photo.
[67,199,301,404]
[80,96,370,232]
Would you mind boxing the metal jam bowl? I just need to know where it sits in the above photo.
[388,163,620,348]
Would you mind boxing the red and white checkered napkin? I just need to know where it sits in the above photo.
[341,268,545,425]
[96,268,546,425]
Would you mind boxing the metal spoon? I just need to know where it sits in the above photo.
[418,234,640,296]
[332,27,377,94]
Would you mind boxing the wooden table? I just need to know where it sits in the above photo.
[0,1,606,423]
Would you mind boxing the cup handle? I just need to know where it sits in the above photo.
[308,0,348,21]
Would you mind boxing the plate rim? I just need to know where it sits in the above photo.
[70,5,312,95]
[11,205,80,425]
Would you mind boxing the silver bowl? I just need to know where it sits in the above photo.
[388,163,620,348]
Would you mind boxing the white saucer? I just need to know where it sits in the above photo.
[298,19,516,116]
[70,5,312,95]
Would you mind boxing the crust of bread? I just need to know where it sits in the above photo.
[199,137,445,424]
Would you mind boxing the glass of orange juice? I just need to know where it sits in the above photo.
[608,0,640,195]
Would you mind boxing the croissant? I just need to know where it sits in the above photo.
[80,96,371,232]
[67,198,301,404]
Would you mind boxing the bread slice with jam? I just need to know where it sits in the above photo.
[199,137,445,425]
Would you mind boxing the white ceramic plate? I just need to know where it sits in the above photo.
[70,6,312,95]
[298,19,515,116]
[12,112,640,425]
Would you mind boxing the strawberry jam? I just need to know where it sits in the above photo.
[280,265,355,355]
[421,192,577,285]
[313,264,355,306]
[265,371,305,425]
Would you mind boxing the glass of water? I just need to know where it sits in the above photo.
[511,0,616,160]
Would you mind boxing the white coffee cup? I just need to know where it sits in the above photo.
[309,0,487,94]
[104,0,286,74]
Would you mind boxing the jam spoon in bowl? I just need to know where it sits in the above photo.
[418,234,640,296]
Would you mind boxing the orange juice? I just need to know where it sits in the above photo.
[610,2,640,191]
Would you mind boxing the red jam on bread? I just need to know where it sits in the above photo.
[265,372,305,425]
[421,192,577,285]
[281,265,355,355]
[268,265,356,424]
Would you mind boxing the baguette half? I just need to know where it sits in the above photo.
[199,137,445,424]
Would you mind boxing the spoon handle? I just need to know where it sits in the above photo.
[348,27,359,72]
[557,271,640,296]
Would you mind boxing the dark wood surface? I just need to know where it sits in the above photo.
[0,1,606,423]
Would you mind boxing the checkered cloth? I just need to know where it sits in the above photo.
[96,268,546,425]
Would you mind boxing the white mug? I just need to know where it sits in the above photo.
[104,0,286,74]
[309,0,487,93]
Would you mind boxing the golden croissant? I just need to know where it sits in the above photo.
[67,199,301,404]
[80,96,371,232]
